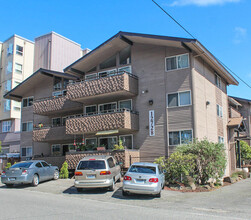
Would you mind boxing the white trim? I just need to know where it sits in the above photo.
[119,134,133,149]
[21,146,32,157]
[118,99,132,110]
[165,53,189,72]
[166,90,192,108]
[168,129,193,146]
[217,104,223,118]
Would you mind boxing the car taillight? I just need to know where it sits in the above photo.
[124,176,132,181]
[22,170,27,175]
[100,171,111,175]
[2,171,5,175]
[75,171,83,176]
[149,178,158,183]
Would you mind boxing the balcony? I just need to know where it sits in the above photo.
[66,109,139,135]
[33,95,82,115]
[66,72,138,104]
[33,126,75,143]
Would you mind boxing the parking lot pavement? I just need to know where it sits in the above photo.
[0,178,251,219]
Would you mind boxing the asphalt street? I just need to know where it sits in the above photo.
[0,178,250,220]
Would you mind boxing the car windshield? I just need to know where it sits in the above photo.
[129,165,156,174]
[77,160,106,170]
[11,162,33,168]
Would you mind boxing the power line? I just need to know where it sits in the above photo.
[152,0,251,89]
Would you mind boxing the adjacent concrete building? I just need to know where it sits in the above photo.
[0,32,85,159]
[5,32,239,175]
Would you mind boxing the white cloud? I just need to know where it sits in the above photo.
[234,27,247,44]
[170,0,240,6]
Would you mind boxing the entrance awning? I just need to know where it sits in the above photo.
[96,130,119,135]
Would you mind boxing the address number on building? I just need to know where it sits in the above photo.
[149,110,155,136]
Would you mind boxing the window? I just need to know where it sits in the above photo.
[4,100,11,112]
[99,137,117,150]
[100,55,116,70]
[41,161,50,167]
[98,69,116,78]
[85,138,97,149]
[119,135,133,149]
[21,147,32,157]
[167,91,191,107]
[98,102,117,113]
[6,61,12,74]
[119,100,132,110]
[85,73,97,81]
[1,147,10,154]
[217,104,223,118]
[107,157,115,168]
[22,97,33,107]
[35,162,42,168]
[85,105,97,115]
[5,80,11,91]
[119,46,131,65]
[15,63,22,74]
[215,73,221,88]
[166,54,189,71]
[7,43,13,55]
[62,117,67,126]
[16,45,23,56]
[118,66,132,74]
[22,122,33,132]
[52,118,61,127]
[13,101,21,111]
[218,136,224,144]
[169,130,192,145]
[52,90,64,97]
[53,77,62,91]
[77,160,106,170]
[52,144,61,156]
[63,79,69,89]
[2,121,11,133]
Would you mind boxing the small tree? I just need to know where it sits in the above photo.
[240,141,251,160]
[177,139,227,184]
[60,161,69,179]
[5,163,11,169]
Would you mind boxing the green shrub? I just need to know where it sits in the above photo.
[177,139,227,184]
[240,141,251,160]
[113,139,124,150]
[5,163,11,169]
[165,152,196,184]
[231,170,248,179]
[154,156,166,169]
[59,161,69,179]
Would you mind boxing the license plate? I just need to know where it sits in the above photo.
[87,175,95,179]
[9,178,16,181]
[136,179,145,183]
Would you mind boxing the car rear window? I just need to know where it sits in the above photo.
[11,162,33,168]
[77,160,106,170]
[129,165,156,174]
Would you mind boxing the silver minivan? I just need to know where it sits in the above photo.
[74,155,121,192]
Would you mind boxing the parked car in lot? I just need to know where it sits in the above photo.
[74,155,121,192]
[1,160,59,187]
[122,162,165,198]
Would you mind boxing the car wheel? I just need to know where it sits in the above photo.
[122,190,129,196]
[31,174,39,187]
[6,184,14,188]
[76,188,83,192]
[108,178,115,191]
[155,192,161,198]
[53,170,59,180]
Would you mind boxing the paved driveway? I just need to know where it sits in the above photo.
[0,178,251,219]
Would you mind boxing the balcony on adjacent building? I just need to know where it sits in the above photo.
[66,71,138,104]
[66,109,139,135]
[33,95,82,115]
[33,126,75,143]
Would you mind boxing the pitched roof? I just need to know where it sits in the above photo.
[228,117,243,127]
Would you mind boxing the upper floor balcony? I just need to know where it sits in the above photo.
[66,109,139,135]
[66,71,138,104]
[33,95,82,116]
[33,125,75,143]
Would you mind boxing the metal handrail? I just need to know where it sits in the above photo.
[67,70,138,86]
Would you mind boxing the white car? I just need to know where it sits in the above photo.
[122,162,165,198]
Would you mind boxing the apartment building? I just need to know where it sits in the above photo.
[0,32,85,159]
[5,32,239,175]
[0,35,34,155]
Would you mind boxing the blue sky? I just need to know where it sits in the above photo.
[0,0,250,99]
